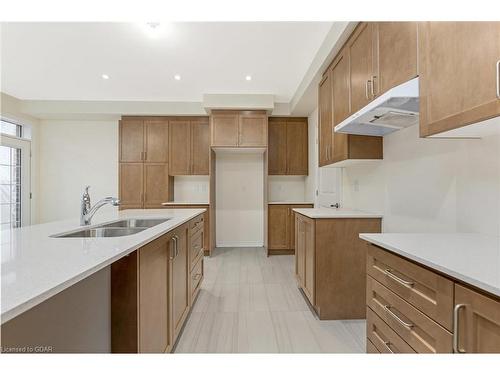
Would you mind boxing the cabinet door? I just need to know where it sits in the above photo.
[239,113,267,147]
[303,217,315,305]
[120,120,144,162]
[330,50,350,163]
[455,284,500,353]
[289,204,313,250]
[191,120,210,175]
[419,22,500,136]
[138,236,171,353]
[268,119,287,175]
[119,163,144,208]
[286,119,308,175]
[171,225,190,341]
[145,120,169,163]
[211,113,239,146]
[295,216,306,285]
[348,22,375,114]
[144,163,172,208]
[169,120,191,175]
[318,73,332,166]
[375,22,417,96]
[268,205,290,249]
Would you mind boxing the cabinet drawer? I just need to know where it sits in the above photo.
[367,276,453,353]
[190,256,204,302]
[190,214,204,236]
[190,230,204,271]
[367,307,416,353]
[366,339,380,353]
[367,245,454,330]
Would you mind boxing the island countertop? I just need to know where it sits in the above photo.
[292,207,383,219]
[0,208,206,323]
[360,233,500,298]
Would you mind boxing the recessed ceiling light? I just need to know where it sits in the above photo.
[140,22,170,38]
[174,74,181,81]
[245,75,252,81]
[101,74,109,80]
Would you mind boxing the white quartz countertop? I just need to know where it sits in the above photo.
[359,233,500,298]
[161,202,209,206]
[293,207,383,219]
[0,208,206,323]
[268,202,314,205]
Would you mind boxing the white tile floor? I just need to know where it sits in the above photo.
[174,247,366,353]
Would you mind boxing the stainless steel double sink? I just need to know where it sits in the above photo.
[52,218,170,238]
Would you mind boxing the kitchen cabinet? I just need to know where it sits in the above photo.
[268,117,308,175]
[211,110,267,147]
[170,223,190,341]
[348,22,376,114]
[169,118,210,175]
[111,214,204,353]
[295,214,382,319]
[120,118,169,162]
[419,22,500,137]
[363,242,500,354]
[374,22,418,97]
[138,235,171,353]
[318,73,332,166]
[455,284,500,353]
[119,162,173,209]
[267,204,313,254]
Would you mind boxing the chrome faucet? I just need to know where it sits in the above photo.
[80,186,120,226]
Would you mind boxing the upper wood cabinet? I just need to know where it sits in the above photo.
[268,117,308,175]
[211,110,267,147]
[169,118,210,175]
[455,284,500,353]
[318,73,333,167]
[348,22,376,114]
[419,22,500,137]
[120,119,169,163]
[374,22,418,96]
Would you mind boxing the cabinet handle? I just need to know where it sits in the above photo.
[453,304,467,353]
[383,269,414,287]
[169,237,176,260]
[383,341,395,354]
[496,60,500,99]
[174,235,179,257]
[365,80,372,100]
[371,75,377,97]
[144,151,147,161]
[383,305,414,329]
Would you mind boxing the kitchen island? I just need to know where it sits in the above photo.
[1,208,206,353]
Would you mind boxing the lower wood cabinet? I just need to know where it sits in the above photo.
[111,214,204,353]
[295,214,382,319]
[364,243,500,354]
[267,204,313,255]
[119,162,174,209]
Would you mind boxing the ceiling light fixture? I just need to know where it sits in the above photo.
[245,75,252,81]
[101,74,109,80]
[174,74,181,81]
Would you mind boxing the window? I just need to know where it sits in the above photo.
[1,119,31,230]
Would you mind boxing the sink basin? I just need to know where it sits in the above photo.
[54,227,146,238]
[100,218,170,229]
[51,218,170,238]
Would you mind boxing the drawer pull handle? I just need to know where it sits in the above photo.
[383,305,414,329]
[384,341,394,354]
[384,269,414,287]
[453,304,466,353]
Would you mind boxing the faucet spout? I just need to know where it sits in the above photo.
[80,186,120,226]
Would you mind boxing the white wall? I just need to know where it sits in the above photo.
[268,176,307,202]
[215,151,264,247]
[342,121,500,236]
[173,176,209,202]
[38,120,119,223]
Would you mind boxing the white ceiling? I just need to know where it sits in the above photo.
[0,22,332,103]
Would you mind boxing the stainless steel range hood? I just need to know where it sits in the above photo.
[334,77,419,136]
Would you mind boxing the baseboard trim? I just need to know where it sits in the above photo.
[216,241,264,248]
